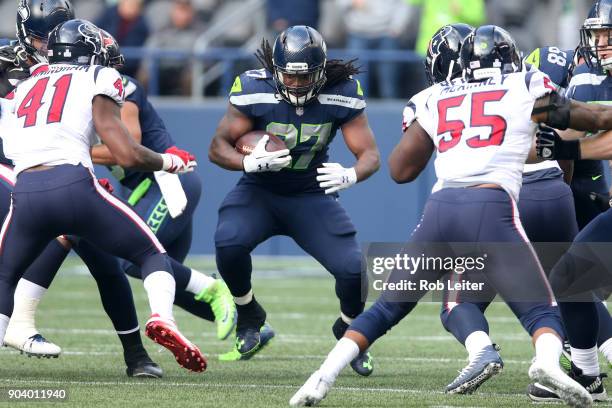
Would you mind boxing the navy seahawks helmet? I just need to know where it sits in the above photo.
[460,25,522,82]
[47,19,105,65]
[425,23,474,85]
[580,0,612,71]
[16,0,74,63]
[272,25,327,106]
[100,29,124,68]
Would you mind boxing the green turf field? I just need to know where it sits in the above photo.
[0,256,609,407]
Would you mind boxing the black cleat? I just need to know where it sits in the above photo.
[332,317,374,377]
[528,366,608,402]
[126,359,163,378]
[124,346,163,379]
[570,364,608,402]
[235,298,269,358]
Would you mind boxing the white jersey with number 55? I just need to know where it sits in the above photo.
[1,63,124,174]
[414,70,555,201]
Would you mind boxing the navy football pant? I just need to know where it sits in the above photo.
[441,177,576,343]
[571,175,608,230]
[351,188,563,344]
[0,165,170,318]
[215,183,365,319]
[550,206,612,348]
[19,171,214,323]
[117,172,213,320]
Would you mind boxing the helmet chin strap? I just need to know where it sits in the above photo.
[445,60,456,81]
[601,56,612,72]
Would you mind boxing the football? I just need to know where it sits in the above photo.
[235,130,287,155]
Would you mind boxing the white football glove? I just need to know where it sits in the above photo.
[242,134,291,173]
[316,163,357,195]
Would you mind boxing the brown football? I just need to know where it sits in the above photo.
[235,130,287,155]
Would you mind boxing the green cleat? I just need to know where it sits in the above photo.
[218,324,275,361]
[195,280,237,340]
[559,341,571,374]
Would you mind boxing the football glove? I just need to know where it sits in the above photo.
[536,124,581,160]
[589,192,612,212]
[242,134,291,173]
[161,146,197,174]
[98,178,114,193]
[316,163,357,195]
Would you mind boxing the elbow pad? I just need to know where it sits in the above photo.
[532,92,571,130]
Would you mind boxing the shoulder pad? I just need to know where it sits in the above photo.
[229,70,276,98]
[121,75,138,98]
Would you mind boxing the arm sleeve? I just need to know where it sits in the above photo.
[93,66,124,106]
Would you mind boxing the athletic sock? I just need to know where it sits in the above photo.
[535,333,563,367]
[319,338,360,383]
[599,337,612,364]
[465,330,493,362]
[571,345,601,376]
[185,269,215,295]
[143,271,176,320]
[0,314,9,343]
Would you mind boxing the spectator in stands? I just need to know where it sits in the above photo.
[409,0,485,55]
[267,0,320,35]
[97,0,150,77]
[140,0,205,95]
[486,0,563,52]
[338,0,413,99]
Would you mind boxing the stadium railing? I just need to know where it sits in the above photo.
[121,47,425,99]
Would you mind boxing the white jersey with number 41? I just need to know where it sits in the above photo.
[407,70,555,201]
[1,63,124,174]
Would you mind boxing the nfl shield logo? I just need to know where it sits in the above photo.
[296,107,304,116]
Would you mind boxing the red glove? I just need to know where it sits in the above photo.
[98,178,114,193]
[161,146,197,174]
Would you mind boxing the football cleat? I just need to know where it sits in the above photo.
[331,317,374,377]
[528,372,608,402]
[560,340,572,373]
[124,345,163,379]
[570,364,608,402]
[126,358,164,378]
[446,344,503,394]
[145,314,206,373]
[529,359,593,407]
[289,370,332,407]
[4,333,61,358]
[219,323,275,361]
[194,280,237,340]
[350,349,373,377]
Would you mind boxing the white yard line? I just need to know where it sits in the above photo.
[0,378,530,399]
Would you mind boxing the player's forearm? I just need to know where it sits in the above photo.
[208,136,245,171]
[353,149,380,182]
[91,144,118,166]
[579,130,612,160]
[568,100,612,132]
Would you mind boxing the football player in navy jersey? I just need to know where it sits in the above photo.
[535,0,612,402]
[209,26,380,371]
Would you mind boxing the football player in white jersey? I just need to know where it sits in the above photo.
[0,19,206,373]
[290,25,612,408]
